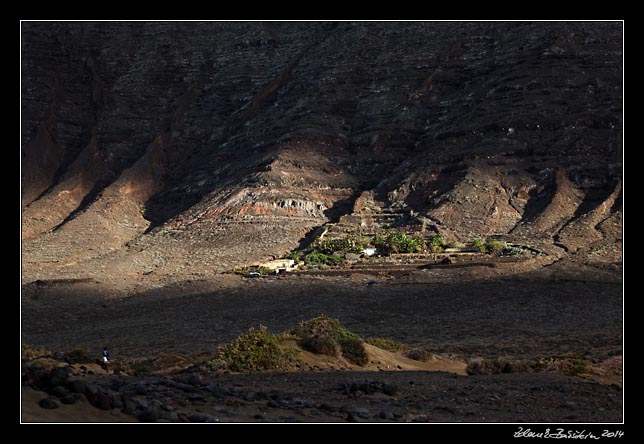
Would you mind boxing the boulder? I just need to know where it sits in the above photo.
[38,398,59,409]
[66,379,87,394]
[60,394,78,405]
[138,406,160,422]
[48,385,69,398]
[46,367,69,387]
[91,392,113,410]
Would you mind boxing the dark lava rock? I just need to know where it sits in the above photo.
[46,367,69,388]
[355,407,371,419]
[255,391,269,400]
[379,410,395,420]
[319,403,336,412]
[66,379,87,394]
[48,385,69,398]
[187,413,220,423]
[172,382,196,393]
[84,383,100,397]
[122,398,137,415]
[382,384,398,396]
[111,394,124,409]
[138,407,160,422]
[39,398,59,409]
[267,400,280,408]
[205,384,231,397]
[186,374,205,386]
[91,392,113,410]
[346,412,359,423]
[339,380,399,396]
[60,394,78,405]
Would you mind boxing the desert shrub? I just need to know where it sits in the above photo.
[22,343,50,360]
[365,337,409,353]
[445,241,466,250]
[532,354,589,376]
[485,239,507,254]
[405,347,432,362]
[372,234,386,249]
[301,335,340,356]
[233,266,274,276]
[467,354,587,376]
[294,316,368,366]
[472,239,487,253]
[502,245,524,256]
[284,251,302,262]
[466,357,532,375]
[337,336,369,366]
[429,234,444,253]
[215,326,296,372]
[62,349,89,364]
[305,251,344,267]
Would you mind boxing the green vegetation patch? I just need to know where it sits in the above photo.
[472,238,487,253]
[304,251,344,267]
[284,251,302,262]
[233,266,274,277]
[365,337,410,353]
[294,316,368,366]
[373,230,428,255]
[213,326,297,372]
[444,240,466,250]
[471,238,517,255]
[429,233,444,253]
[315,235,368,255]
[485,239,507,254]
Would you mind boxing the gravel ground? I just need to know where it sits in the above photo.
[21,268,622,361]
[22,366,623,423]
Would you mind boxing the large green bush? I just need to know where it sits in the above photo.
[215,326,296,372]
[305,251,344,267]
[315,235,368,255]
[284,251,302,262]
[294,316,368,366]
[376,231,427,255]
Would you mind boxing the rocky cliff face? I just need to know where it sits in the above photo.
[21,21,622,279]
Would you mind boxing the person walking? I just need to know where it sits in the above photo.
[102,347,109,370]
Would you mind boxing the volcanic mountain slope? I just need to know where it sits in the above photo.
[21,21,622,281]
